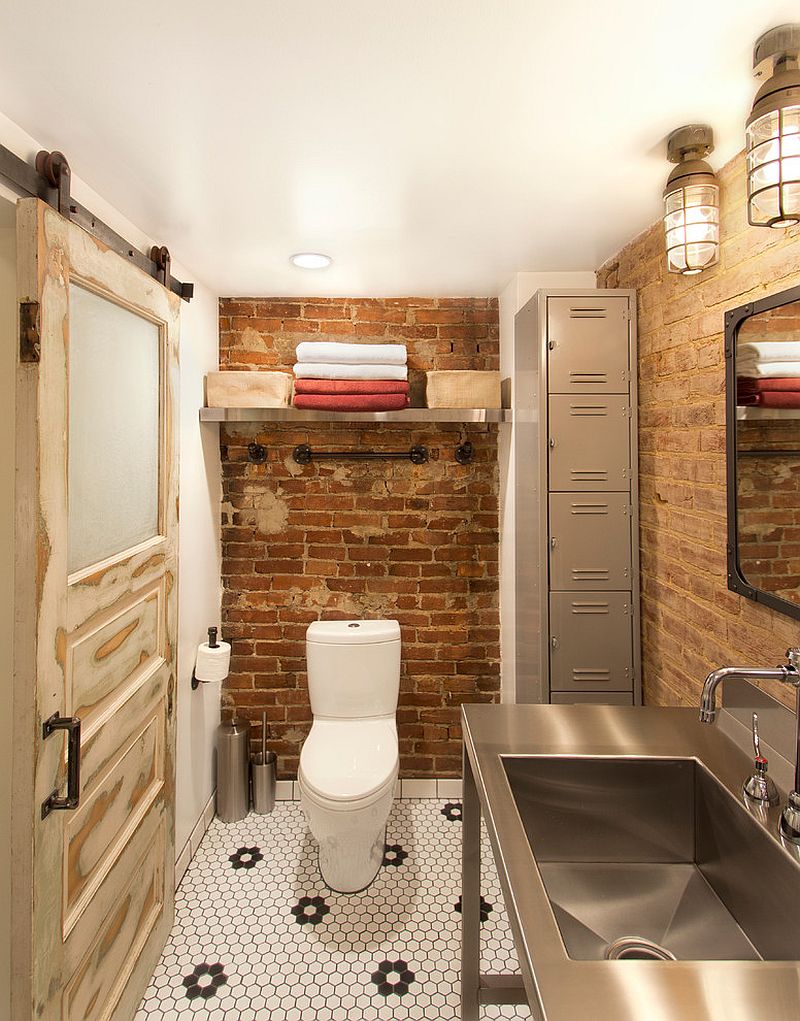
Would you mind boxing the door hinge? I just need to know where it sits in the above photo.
[20,301,41,363]
[167,676,175,719]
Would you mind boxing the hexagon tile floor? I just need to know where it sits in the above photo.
[136,798,532,1020]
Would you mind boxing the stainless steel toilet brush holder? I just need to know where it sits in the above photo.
[252,751,276,814]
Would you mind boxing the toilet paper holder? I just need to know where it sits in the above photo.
[192,626,229,689]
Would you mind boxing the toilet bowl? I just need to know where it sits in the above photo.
[299,619,401,893]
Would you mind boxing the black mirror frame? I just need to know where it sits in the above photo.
[725,283,800,622]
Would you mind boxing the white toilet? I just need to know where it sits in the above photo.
[298,619,401,893]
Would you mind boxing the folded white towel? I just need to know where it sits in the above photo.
[738,341,800,364]
[296,341,407,366]
[293,362,408,381]
[737,361,800,379]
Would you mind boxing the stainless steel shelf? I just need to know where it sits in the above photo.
[200,407,512,424]
[737,407,800,420]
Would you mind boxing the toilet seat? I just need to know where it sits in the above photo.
[299,718,398,807]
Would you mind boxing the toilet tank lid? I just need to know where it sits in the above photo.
[307,620,401,645]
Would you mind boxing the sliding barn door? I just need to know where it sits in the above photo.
[12,198,179,1021]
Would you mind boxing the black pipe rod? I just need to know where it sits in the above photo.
[738,449,800,458]
[293,443,428,465]
[312,452,412,460]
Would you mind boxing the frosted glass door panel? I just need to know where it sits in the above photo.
[68,284,161,574]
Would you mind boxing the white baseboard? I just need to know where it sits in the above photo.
[174,789,216,889]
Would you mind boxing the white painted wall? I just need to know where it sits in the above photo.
[498,271,597,703]
[0,110,222,874]
[0,213,16,1021]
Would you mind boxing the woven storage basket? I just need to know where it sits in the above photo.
[425,370,501,409]
[205,371,293,408]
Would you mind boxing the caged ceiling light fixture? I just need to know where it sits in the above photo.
[746,24,800,229]
[663,124,720,276]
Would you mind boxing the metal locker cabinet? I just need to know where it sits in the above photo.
[548,395,631,491]
[547,296,630,394]
[549,493,632,590]
[549,591,633,692]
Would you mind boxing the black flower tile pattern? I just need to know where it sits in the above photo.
[370,958,416,997]
[290,895,331,926]
[441,801,463,821]
[454,894,494,923]
[228,845,263,870]
[382,842,409,867]
[181,962,228,1000]
[136,799,528,1020]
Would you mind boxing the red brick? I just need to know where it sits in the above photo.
[219,298,501,776]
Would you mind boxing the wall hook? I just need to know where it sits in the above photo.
[247,443,268,464]
[455,441,474,464]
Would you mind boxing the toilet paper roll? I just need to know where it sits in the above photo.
[194,640,231,683]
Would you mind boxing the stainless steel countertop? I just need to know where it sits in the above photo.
[462,704,800,1021]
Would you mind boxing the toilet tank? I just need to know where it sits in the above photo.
[306,620,401,719]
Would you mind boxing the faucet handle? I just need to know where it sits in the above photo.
[744,713,779,806]
[786,648,800,672]
[751,712,765,761]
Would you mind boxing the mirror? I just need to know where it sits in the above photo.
[726,285,800,620]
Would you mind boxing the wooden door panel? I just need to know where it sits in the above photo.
[13,198,179,1021]
[64,707,164,933]
[68,580,164,722]
[63,819,165,1021]
[67,540,172,631]
[79,672,164,792]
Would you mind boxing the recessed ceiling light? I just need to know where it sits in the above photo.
[290,252,332,269]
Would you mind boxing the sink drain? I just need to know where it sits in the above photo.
[605,937,676,961]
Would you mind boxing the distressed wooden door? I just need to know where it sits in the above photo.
[12,198,179,1021]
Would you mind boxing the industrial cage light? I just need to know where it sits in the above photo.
[663,124,720,276]
[746,24,800,229]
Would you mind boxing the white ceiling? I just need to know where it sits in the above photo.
[0,1,797,296]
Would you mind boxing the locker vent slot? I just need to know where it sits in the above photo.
[569,372,608,384]
[572,569,611,581]
[572,669,612,682]
[570,602,610,614]
[569,307,607,318]
[570,503,609,515]
[570,470,609,481]
[569,404,609,417]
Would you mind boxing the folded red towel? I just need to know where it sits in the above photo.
[293,379,410,396]
[737,377,800,395]
[754,391,800,408]
[293,393,410,412]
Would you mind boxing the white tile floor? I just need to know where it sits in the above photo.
[137,799,532,1020]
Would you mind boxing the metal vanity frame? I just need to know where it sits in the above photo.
[460,703,800,1021]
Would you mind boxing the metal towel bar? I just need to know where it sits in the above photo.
[293,443,429,465]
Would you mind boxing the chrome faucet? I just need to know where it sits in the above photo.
[699,648,800,844]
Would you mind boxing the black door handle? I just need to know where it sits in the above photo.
[41,713,81,818]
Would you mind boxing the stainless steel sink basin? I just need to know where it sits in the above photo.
[503,756,800,963]
[461,705,800,1021]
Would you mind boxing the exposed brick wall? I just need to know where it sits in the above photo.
[737,418,800,602]
[218,297,500,777]
[597,152,800,711]
[219,297,499,407]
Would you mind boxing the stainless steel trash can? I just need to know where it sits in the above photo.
[252,750,277,814]
[217,717,250,823]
